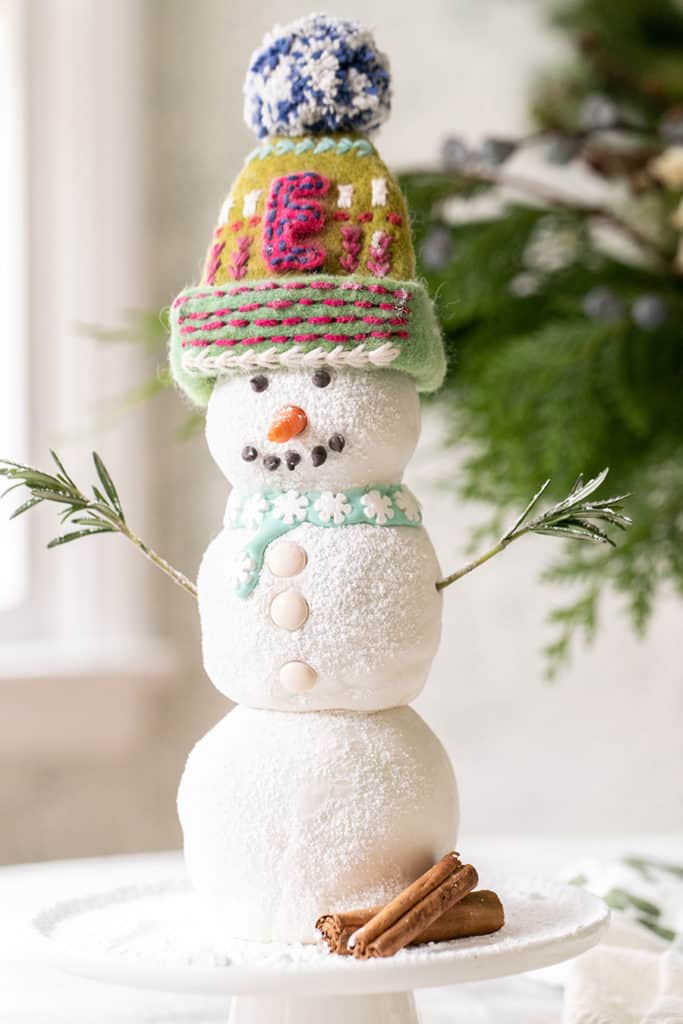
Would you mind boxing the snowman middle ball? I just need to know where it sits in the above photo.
[199,367,443,712]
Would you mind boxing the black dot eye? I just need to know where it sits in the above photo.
[285,451,301,471]
[250,375,269,392]
[329,434,345,453]
[263,455,281,471]
[242,445,258,462]
[311,446,327,467]
[312,369,331,388]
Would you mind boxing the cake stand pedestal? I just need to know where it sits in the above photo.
[229,992,417,1023]
[28,876,608,1023]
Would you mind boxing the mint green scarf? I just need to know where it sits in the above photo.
[227,484,422,598]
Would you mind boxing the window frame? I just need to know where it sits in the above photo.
[0,0,172,683]
[0,0,29,614]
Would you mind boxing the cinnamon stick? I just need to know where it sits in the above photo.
[317,908,373,952]
[317,890,504,955]
[354,863,479,958]
[347,851,462,954]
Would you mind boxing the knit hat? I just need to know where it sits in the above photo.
[170,14,446,407]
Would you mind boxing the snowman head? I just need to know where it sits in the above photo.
[206,366,420,492]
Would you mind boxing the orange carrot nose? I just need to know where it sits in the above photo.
[267,405,308,443]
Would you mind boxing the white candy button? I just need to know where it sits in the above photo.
[270,590,309,631]
[266,541,307,578]
[279,660,317,693]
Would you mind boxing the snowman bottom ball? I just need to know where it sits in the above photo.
[178,704,458,944]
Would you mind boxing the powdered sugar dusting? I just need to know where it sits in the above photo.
[205,368,421,494]
[177,707,458,943]
[32,875,608,984]
[199,521,442,711]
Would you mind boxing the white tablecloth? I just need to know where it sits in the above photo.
[1,835,680,1023]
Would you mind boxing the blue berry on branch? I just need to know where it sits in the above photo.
[631,294,668,330]
[583,287,625,323]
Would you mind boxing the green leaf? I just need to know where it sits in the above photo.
[69,516,113,529]
[502,478,551,540]
[9,496,43,519]
[604,886,662,918]
[638,918,676,942]
[626,893,661,918]
[604,887,630,911]
[48,449,77,488]
[92,452,123,518]
[78,308,170,351]
[29,489,79,505]
[564,518,615,544]
[534,524,613,543]
[622,856,683,880]
[582,494,632,510]
[47,527,114,548]
[84,501,122,524]
[581,505,631,522]
[549,468,611,516]
[2,481,28,499]
[12,470,68,490]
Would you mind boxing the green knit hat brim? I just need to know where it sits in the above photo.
[169,274,446,407]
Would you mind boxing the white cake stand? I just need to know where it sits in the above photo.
[29,875,608,1023]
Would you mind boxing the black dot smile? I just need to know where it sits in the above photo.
[311,446,327,467]
[243,434,346,472]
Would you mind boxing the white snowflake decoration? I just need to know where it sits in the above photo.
[243,14,391,139]
[235,553,256,588]
[242,493,269,529]
[272,490,309,525]
[361,490,394,526]
[393,489,421,522]
[314,491,352,525]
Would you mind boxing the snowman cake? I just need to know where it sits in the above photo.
[171,14,458,945]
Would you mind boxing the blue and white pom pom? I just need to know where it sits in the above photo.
[244,14,391,139]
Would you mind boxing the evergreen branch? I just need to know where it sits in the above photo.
[436,468,631,591]
[543,585,601,680]
[456,166,671,267]
[405,157,671,266]
[0,451,198,600]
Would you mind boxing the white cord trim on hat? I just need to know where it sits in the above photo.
[182,343,401,376]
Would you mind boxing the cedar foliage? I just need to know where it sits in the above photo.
[400,0,683,673]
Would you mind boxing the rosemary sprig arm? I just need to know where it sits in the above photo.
[436,468,631,591]
[0,451,198,600]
